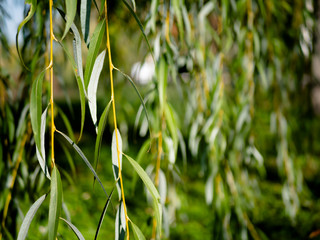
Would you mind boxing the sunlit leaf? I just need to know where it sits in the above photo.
[17,194,47,240]
[130,221,146,240]
[157,57,168,113]
[48,166,63,240]
[81,0,91,46]
[84,20,106,88]
[16,0,37,70]
[60,217,86,240]
[123,153,162,236]
[88,50,106,132]
[112,129,123,200]
[94,188,114,240]
[35,106,50,180]
[115,201,126,240]
[56,130,108,196]
[62,0,77,40]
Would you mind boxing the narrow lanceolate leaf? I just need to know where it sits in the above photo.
[94,100,112,178]
[16,0,37,70]
[48,166,63,240]
[112,129,123,200]
[122,0,154,60]
[123,154,160,202]
[61,0,77,40]
[123,153,162,235]
[58,40,86,142]
[114,67,151,137]
[130,221,146,240]
[157,57,168,113]
[88,50,106,132]
[80,0,91,46]
[84,20,106,89]
[56,130,108,196]
[17,194,47,240]
[35,106,50,180]
[60,218,86,240]
[30,70,45,154]
[94,188,114,240]
[71,23,85,91]
[115,201,126,240]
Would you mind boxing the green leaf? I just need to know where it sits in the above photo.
[62,0,77,40]
[81,0,91,45]
[16,0,37,70]
[172,0,184,42]
[94,100,112,177]
[157,57,168,113]
[114,67,151,137]
[48,166,63,240]
[153,199,162,238]
[35,106,51,180]
[130,139,150,194]
[60,217,86,240]
[84,20,106,89]
[88,50,106,131]
[56,130,108,196]
[94,188,114,240]
[122,0,154,60]
[123,154,160,200]
[30,70,45,154]
[130,221,146,240]
[70,23,85,90]
[112,129,123,200]
[123,153,162,236]
[58,40,86,142]
[17,194,47,240]
[115,201,126,240]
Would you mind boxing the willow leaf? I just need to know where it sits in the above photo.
[56,130,108,196]
[35,106,50,180]
[48,166,63,240]
[84,20,106,89]
[94,188,114,240]
[88,50,106,132]
[124,153,162,236]
[112,129,123,200]
[94,100,112,177]
[58,40,86,142]
[157,57,168,113]
[115,201,126,240]
[17,194,47,240]
[114,67,151,137]
[123,154,160,200]
[60,218,86,240]
[16,0,37,70]
[81,0,91,46]
[131,221,146,240]
[30,70,45,154]
[121,0,154,60]
[62,0,77,40]
[70,23,85,90]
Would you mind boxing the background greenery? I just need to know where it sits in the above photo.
[1,0,320,239]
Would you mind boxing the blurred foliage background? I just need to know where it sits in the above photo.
[1,0,320,239]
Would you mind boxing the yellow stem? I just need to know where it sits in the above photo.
[105,2,129,239]
[49,0,55,167]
